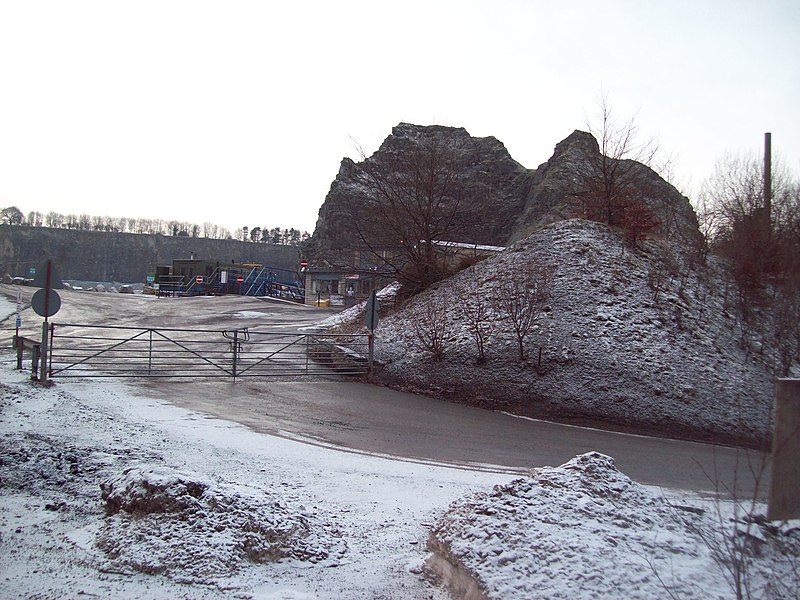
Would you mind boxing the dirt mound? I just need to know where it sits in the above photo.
[97,465,346,583]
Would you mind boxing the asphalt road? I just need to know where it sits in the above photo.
[2,284,769,497]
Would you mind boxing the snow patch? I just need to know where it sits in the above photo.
[428,452,800,599]
[97,465,345,583]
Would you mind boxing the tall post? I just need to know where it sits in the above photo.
[368,332,374,381]
[764,132,772,233]
[39,260,53,383]
[364,290,379,381]
[15,288,22,370]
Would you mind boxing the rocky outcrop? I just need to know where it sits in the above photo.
[309,123,530,263]
[309,124,701,261]
[508,130,700,245]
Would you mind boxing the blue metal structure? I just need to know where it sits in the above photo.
[156,264,304,300]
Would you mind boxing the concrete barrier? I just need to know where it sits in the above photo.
[768,379,800,521]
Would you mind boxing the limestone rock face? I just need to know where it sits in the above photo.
[308,123,530,263]
[309,124,701,261]
[508,130,700,246]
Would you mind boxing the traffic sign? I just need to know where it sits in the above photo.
[236,275,244,284]
[364,290,380,330]
[300,259,308,269]
[32,288,61,318]
[196,275,203,284]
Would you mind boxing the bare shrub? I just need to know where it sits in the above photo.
[455,272,494,363]
[494,261,556,362]
[411,294,450,360]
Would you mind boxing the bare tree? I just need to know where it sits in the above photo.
[494,261,555,362]
[345,134,470,294]
[578,93,662,246]
[455,271,494,363]
[699,152,799,295]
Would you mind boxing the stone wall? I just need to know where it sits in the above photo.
[0,226,301,282]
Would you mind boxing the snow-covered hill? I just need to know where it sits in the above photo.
[322,219,781,447]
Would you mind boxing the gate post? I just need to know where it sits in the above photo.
[15,335,23,370]
[48,322,54,378]
[39,321,49,384]
[232,329,239,380]
[148,329,153,375]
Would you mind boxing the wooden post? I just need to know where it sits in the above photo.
[768,379,800,520]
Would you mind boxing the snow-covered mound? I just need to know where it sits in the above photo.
[97,465,346,582]
[428,452,799,599]
[369,219,777,446]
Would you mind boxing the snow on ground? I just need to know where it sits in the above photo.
[428,452,800,599]
[0,357,509,599]
[1,294,798,599]
[0,294,17,323]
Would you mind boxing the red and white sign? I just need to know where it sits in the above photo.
[300,259,308,269]
[196,275,203,284]
[236,275,244,284]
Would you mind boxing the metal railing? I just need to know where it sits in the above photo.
[156,266,304,299]
[46,323,370,379]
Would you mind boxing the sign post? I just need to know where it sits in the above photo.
[31,260,63,383]
[364,290,380,380]
[15,288,22,370]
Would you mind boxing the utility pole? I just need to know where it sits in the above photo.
[764,132,772,233]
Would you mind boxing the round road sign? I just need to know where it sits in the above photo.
[31,288,61,318]
[196,275,203,284]
[300,259,308,269]
[236,275,244,284]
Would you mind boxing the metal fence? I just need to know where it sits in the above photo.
[46,323,370,379]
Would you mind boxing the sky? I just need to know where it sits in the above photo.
[1,0,798,236]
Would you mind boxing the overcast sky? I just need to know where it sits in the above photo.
[1,0,798,236]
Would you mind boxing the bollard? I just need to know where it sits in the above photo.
[768,379,800,521]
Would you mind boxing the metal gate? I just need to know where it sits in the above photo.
[46,323,370,379]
